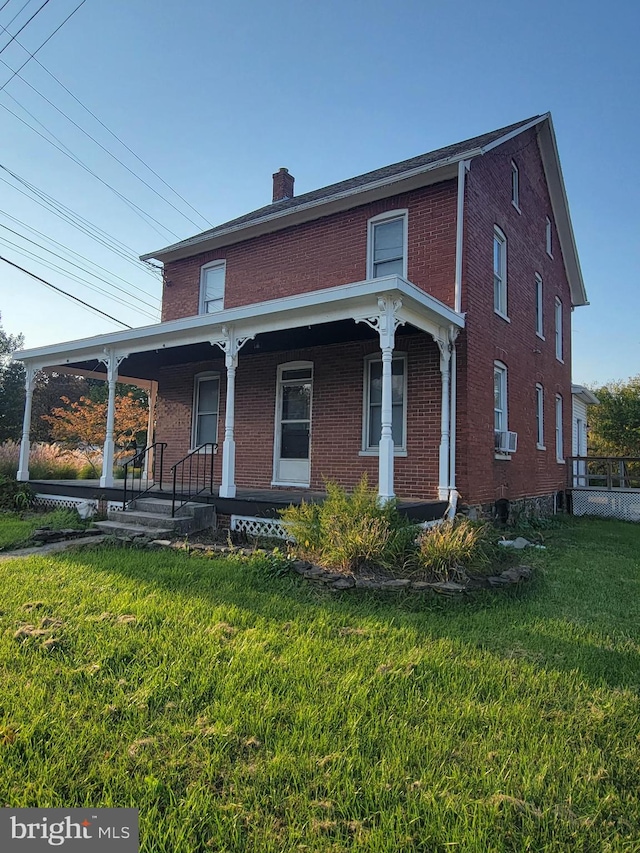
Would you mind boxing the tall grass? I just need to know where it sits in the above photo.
[0,441,100,479]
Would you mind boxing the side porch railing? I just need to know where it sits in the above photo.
[122,442,167,509]
[170,443,218,517]
[567,456,640,522]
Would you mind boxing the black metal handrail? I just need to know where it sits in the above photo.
[122,442,167,509]
[567,456,640,490]
[170,443,217,517]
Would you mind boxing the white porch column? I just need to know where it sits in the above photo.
[357,296,404,503]
[437,337,452,500]
[99,349,127,488]
[216,327,254,499]
[142,380,158,482]
[17,363,37,482]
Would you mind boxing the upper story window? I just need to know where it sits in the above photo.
[535,384,545,449]
[192,373,220,449]
[200,261,226,314]
[545,216,553,257]
[362,353,407,454]
[367,211,408,279]
[535,273,544,338]
[511,161,520,210]
[493,226,508,318]
[555,297,563,361]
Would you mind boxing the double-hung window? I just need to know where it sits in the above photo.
[546,216,553,257]
[494,362,508,434]
[535,384,545,449]
[192,373,220,448]
[367,211,408,279]
[362,354,407,453]
[535,274,544,337]
[511,161,520,210]
[555,394,564,461]
[493,226,507,318]
[200,261,226,314]
[555,297,563,361]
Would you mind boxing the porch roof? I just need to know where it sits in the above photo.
[14,275,464,377]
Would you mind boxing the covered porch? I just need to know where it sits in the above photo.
[14,275,465,507]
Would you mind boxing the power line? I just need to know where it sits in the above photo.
[0,0,87,93]
[0,221,160,311]
[0,206,161,303]
[0,165,161,279]
[0,57,208,230]
[0,234,159,319]
[0,22,212,230]
[0,96,181,240]
[0,254,132,328]
[0,0,52,58]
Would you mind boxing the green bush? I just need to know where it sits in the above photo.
[0,475,34,511]
[281,476,418,572]
[417,516,489,580]
[39,508,87,530]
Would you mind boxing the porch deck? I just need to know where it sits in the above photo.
[30,480,448,522]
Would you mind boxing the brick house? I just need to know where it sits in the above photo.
[15,113,588,519]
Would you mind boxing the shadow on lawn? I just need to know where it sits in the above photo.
[61,538,640,694]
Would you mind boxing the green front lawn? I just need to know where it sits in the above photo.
[0,518,638,851]
[0,509,88,551]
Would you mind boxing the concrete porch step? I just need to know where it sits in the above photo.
[109,509,193,532]
[93,520,175,538]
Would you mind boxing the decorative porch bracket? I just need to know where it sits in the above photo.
[356,296,405,502]
[16,363,39,482]
[435,326,459,501]
[212,325,255,498]
[98,349,128,487]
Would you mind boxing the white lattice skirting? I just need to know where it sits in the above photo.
[35,494,123,513]
[571,490,640,522]
[230,515,293,540]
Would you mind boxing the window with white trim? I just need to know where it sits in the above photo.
[546,216,553,257]
[555,394,564,461]
[192,373,220,448]
[362,353,407,452]
[494,362,508,433]
[199,261,226,314]
[555,297,563,361]
[535,384,545,448]
[493,226,507,317]
[511,161,520,210]
[535,273,544,337]
[367,211,408,279]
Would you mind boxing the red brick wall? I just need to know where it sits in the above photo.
[161,181,458,321]
[456,128,573,506]
[155,333,442,499]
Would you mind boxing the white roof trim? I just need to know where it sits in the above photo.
[571,384,600,406]
[14,276,465,371]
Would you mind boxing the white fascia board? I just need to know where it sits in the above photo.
[537,117,588,307]
[477,114,547,154]
[141,161,468,263]
[14,277,464,370]
[40,365,155,390]
[571,384,600,406]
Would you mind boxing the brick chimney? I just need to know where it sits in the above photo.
[272,167,294,202]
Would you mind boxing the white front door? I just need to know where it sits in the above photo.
[273,363,313,486]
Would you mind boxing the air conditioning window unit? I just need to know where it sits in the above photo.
[495,430,518,453]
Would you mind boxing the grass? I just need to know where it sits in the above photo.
[0,509,88,551]
[0,517,638,851]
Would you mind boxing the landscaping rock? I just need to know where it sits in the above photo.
[331,577,356,590]
[429,581,467,594]
[380,579,411,590]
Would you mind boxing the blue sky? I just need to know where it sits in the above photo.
[0,0,638,386]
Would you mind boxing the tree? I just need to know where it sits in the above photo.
[42,394,149,474]
[0,313,26,442]
[588,375,640,457]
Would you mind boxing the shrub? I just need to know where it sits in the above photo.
[281,476,418,572]
[0,475,34,511]
[417,517,489,580]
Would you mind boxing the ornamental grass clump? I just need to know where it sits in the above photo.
[417,516,490,580]
[281,475,418,572]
